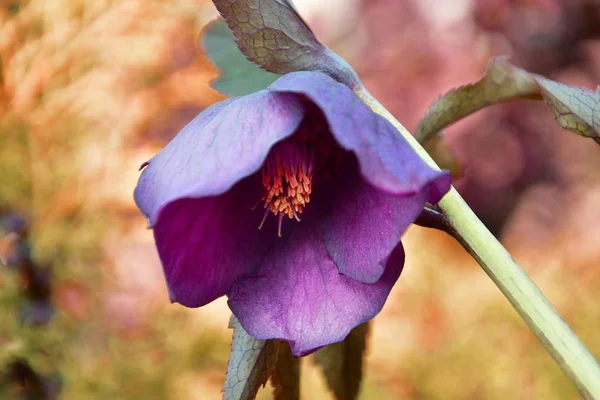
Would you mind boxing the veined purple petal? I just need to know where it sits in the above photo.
[227,222,405,357]
[153,176,275,307]
[268,71,452,204]
[134,91,305,227]
[320,163,427,283]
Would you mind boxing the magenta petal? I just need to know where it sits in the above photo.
[134,91,305,227]
[227,225,405,357]
[321,171,427,283]
[269,71,451,204]
[153,177,274,307]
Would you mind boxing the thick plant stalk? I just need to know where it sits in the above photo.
[355,88,600,398]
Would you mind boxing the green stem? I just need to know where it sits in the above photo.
[355,88,600,398]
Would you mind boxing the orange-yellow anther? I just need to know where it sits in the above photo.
[259,143,314,235]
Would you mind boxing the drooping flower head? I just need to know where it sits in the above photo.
[134,71,451,356]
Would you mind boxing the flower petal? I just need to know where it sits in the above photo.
[268,71,452,203]
[227,223,405,357]
[153,176,275,307]
[134,91,305,227]
[320,163,427,283]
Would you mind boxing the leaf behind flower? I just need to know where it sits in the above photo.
[415,57,600,175]
[416,57,600,145]
[415,58,540,144]
[223,315,279,400]
[536,77,600,143]
[270,342,300,400]
[202,18,280,97]
[423,131,463,178]
[210,0,359,88]
[313,322,370,400]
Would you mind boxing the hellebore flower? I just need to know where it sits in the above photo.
[134,71,451,356]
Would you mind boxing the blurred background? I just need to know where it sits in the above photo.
[1,0,600,398]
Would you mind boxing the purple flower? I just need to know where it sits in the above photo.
[134,71,451,356]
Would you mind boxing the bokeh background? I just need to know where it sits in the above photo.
[1,0,600,398]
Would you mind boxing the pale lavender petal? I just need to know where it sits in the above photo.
[228,223,405,357]
[320,162,427,283]
[153,176,275,307]
[134,91,305,227]
[268,71,452,203]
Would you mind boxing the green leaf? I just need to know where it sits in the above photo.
[222,315,279,400]
[202,18,280,97]
[210,0,359,88]
[314,322,370,400]
[415,57,540,144]
[278,0,312,32]
[270,342,300,400]
[423,131,463,178]
[415,57,600,162]
[536,78,600,143]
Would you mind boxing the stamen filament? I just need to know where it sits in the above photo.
[258,201,273,231]
[287,198,302,222]
[278,214,284,238]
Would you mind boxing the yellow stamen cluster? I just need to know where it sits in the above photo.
[262,150,313,220]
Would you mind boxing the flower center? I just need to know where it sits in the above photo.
[257,142,315,237]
